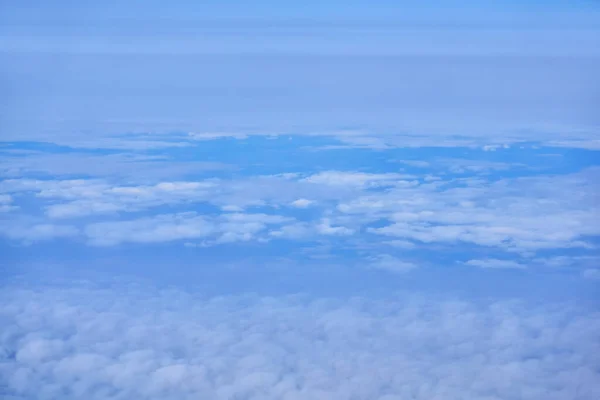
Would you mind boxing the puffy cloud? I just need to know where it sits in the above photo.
[0,176,335,219]
[46,181,216,219]
[1,160,598,268]
[0,179,221,218]
[316,218,354,236]
[290,198,314,208]
[1,281,599,400]
[210,213,293,245]
[359,168,600,253]
[325,128,600,152]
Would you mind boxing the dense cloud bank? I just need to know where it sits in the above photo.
[1,281,599,400]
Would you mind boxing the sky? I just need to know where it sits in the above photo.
[1,1,600,399]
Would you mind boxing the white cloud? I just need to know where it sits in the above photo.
[290,198,314,208]
[395,158,522,174]
[316,218,354,236]
[324,127,600,152]
[547,139,600,150]
[1,165,598,262]
[84,213,214,246]
[0,175,340,219]
[84,212,294,246]
[302,171,413,188]
[210,213,293,244]
[269,222,313,239]
[1,281,599,400]
[221,213,291,225]
[47,201,125,219]
[358,168,600,253]
[0,179,216,219]
[439,158,523,174]
[465,259,527,269]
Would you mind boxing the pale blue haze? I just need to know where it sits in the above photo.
[1,1,599,399]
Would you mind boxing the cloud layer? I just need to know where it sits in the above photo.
[1,167,598,267]
[1,281,599,400]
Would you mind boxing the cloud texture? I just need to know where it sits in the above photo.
[1,281,599,400]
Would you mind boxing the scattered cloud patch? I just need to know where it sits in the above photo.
[84,213,214,246]
[383,239,417,249]
[290,198,314,208]
[466,259,527,270]
[368,255,418,274]
[0,139,599,275]
[302,171,413,188]
[316,218,354,236]
[0,223,78,243]
[83,212,294,247]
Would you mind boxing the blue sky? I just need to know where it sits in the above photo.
[1,1,600,399]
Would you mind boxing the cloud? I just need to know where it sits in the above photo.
[395,158,524,174]
[316,218,354,236]
[269,222,314,240]
[1,159,599,266]
[382,239,417,249]
[0,179,217,219]
[0,194,18,212]
[1,281,599,400]
[290,198,314,208]
[0,174,345,220]
[358,168,600,253]
[210,213,293,245]
[0,222,78,243]
[368,254,418,274]
[302,171,413,188]
[465,259,527,270]
[436,158,524,174]
[84,213,214,246]
[0,194,12,204]
[83,212,294,246]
